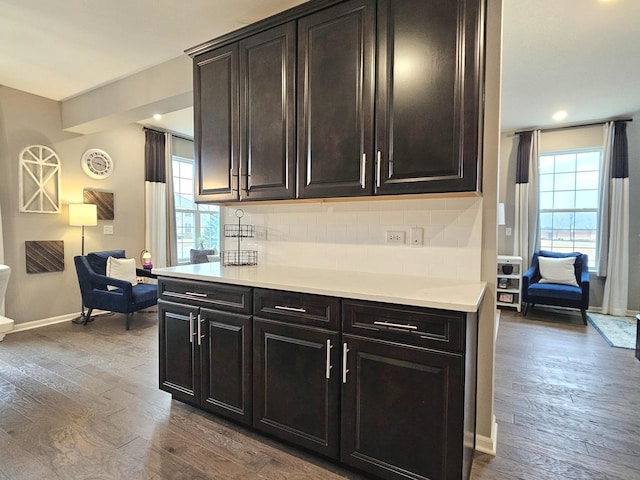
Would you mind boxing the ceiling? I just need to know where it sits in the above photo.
[1,0,639,135]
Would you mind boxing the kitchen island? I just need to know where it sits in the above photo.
[153,263,485,480]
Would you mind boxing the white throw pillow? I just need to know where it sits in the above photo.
[106,256,138,291]
[538,256,578,287]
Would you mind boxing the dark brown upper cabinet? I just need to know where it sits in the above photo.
[239,22,296,200]
[189,0,484,202]
[194,44,239,202]
[374,0,484,195]
[297,0,375,199]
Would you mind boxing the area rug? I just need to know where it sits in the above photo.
[588,312,636,350]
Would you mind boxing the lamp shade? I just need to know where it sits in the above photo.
[69,204,98,226]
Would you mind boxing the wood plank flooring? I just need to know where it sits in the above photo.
[472,308,640,480]
[0,308,638,479]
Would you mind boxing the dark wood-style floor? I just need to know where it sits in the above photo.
[0,308,638,479]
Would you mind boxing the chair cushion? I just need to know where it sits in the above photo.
[106,257,138,291]
[132,283,158,304]
[88,250,125,275]
[528,282,583,302]
[538,256,578,286]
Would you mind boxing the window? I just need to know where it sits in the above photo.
[538,149,601,264]
[172,156,220,264]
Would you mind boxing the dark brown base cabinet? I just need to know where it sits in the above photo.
[158,278,478,480]
[158,280,253,426]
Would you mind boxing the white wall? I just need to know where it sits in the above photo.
[0,86,147,324]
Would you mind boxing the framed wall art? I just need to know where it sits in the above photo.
[83,189,114,220]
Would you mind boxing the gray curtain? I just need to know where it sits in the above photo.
[513,130,540,269]
[601,121,630,315]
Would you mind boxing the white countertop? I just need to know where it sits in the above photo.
[153,264,486,313]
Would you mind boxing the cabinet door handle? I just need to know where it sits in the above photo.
[361,153,366,189]
[342,342,349,384]
[274,305,307,313]
[376,151,381,188]
[185,291,208,298]
[189,312,194,344]
[373,321,418,331]
[231,167,238,192]
[326,339,333,379]
[197,313,204,346]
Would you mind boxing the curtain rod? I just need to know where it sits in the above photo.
[512,117,633,136]
[142,125,193,142]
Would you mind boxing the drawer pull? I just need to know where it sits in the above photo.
[361,153,366,188]
[376,151,381,188]
[274,305,307,313]
[326,339,332,379]
[373,321,418,331]
[342,342,349,384]
[185,291,208,298]
[189,312,194,344]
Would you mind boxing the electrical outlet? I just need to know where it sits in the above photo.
[103,225,113,235]
[505,227,512,237]
[410,227,423,247]
[385,230,405,244]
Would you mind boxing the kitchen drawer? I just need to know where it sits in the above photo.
[253,288,339,330]
[342,300,465,352]
[158,277,252,314]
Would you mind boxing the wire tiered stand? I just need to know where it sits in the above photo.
[222,209,257,266]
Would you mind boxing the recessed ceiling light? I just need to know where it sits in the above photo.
[153,113,162,120]
[552,110,568,121]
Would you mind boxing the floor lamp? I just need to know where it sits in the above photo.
[69,203,97,324]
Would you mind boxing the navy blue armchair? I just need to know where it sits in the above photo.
[522,251,590,324]
[74,250,157,330]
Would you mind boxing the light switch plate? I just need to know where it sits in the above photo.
[410,227,423,247]
[104,225,114,235]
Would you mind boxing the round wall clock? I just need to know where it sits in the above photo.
[81,148,114,179]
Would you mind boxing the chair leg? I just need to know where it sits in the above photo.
[523,302,529,316]
[83,308,94,326]
[581,309,588,325]
[126,313,131,331]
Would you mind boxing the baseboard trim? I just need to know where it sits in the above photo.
[588,306,638,317]
[476,416,498,456]
[8,310,111,334]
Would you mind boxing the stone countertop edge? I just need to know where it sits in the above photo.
[152,264,487,313]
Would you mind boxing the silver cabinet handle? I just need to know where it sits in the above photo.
[185,291,208,298]
[326,339,333,379]
[231,167,238,192]
[197,313,204,346]
[342,342,349,384]
[373,321,418,331]
[274,305,307,313]
[361,153,366,188]
[376,151,381,188]
[189,312,194,344]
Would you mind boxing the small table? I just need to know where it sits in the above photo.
[636,314,640,361]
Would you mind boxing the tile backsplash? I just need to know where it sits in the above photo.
[222,197,483,281]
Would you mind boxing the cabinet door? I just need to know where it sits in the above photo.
[341,334,464,480]
[199,308,253,425]
[253,318,340,459]
[194,43,239,202]
[239,22,296,201]
[375,0,483,195]
[297,0,375,199]
[158,301,199,405]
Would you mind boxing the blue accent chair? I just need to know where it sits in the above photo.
[522,251,590,325]
[74,250,157,330]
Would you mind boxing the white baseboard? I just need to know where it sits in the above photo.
[476,415,498,456]
[588,306,638,317]
[8,309,111,334]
